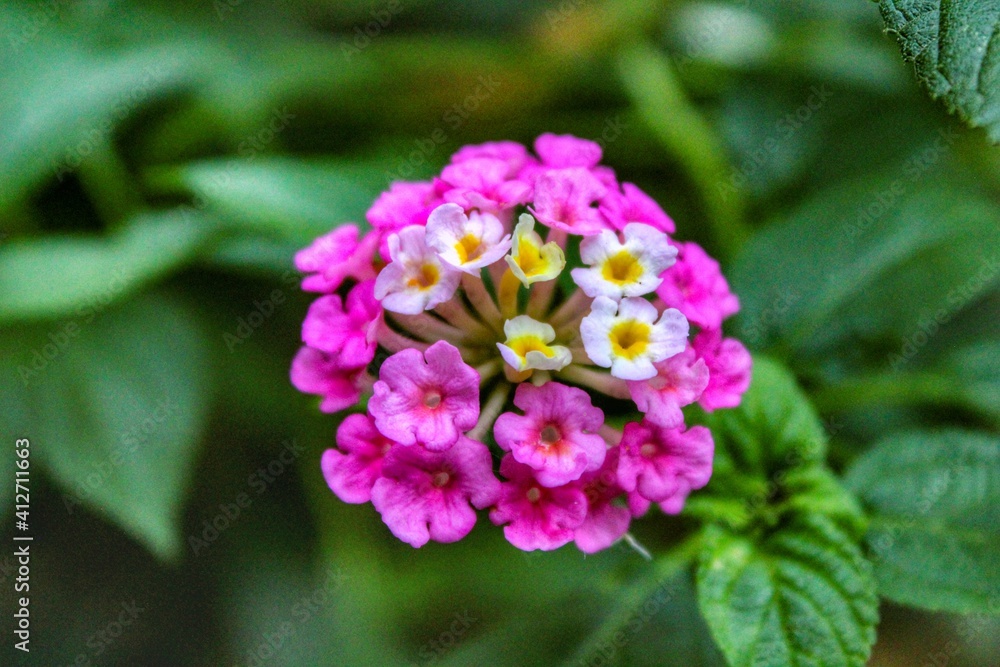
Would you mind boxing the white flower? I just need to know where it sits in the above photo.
[579,296,688,380]
[570,223,676,300]
[496,315,572,372]
[374,225,461,314]
[504,213,565,287]
[425,203,512,274]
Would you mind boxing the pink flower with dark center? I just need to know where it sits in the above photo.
[366,181,443,258]
[440,157,532,214]
[322,413,395,504]
[368,341,480,450]
[451,141,530,178]
[600,182,676,234]
[301,280,381,369]
[656,242,740,330]
[529,168,609,236]
[290,346,367,413]
[294,225,378,293]
[627,345,710,429]
[617,420,714,508]
[692,328,753,411]
[493,382,606,487]
[574,446,632,554]
[370,436,500,547]
[490,456,588,551]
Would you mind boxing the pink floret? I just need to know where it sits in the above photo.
[574,446,631,554]
[692,329,753,411]
[440,157,532,214]
[295,225,377,293]
[534,133,603,169]
[627,345,709,429]
[600,182,676,234]
[656,242,740,330]
[617,420,714,510]
[450,141,530,178]
[371,436,500,547]
[322,413,395,504]
[368,341,480,450]
[493,382,606,487]
[490,456,588,551]
[290,346,366,413]
[529,167,609,236]
[366,181,443,258]
[301,280,382,369]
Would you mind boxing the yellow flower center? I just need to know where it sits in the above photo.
[610,320,651,360]
[508,335,556,359]
[516,238,546,276]
[407,263,440,290]
[454,233,484,264]
[601,250,644,285]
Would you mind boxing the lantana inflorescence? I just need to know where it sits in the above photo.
[292,134,751,552]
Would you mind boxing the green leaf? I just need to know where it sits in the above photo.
[937,341,1000,426]
[145,158,387,243]
[697,515,878,667]
[0,295,213,560]
[879,0,1000,141]
[0,209,215,324]
[732,177,1000,353]
[699,356,827,481]
[844,429,1000,614]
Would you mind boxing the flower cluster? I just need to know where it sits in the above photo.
[293,134,751,552]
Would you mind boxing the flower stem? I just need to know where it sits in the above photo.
[526,277,558,320]
[560,365,630,399]
[599,424,623,445]
[377,320,430,353]
[434,299,494,341]
[549,289,591,329]
[468,383,511,442]
[389,312,467,344]
[462,272,504,333]
[498,268,522,320]
[475,358,502,384]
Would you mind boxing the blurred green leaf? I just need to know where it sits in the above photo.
[732,176,1000,354]
[879,0,1000,141]
[146,158,385,242]
[0,209,215,323]
[845,429,1000,614]
[697,515,878,667]
[937,341,1000,427]
[0,295,213,560]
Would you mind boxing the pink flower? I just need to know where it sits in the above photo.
[322,413,395,504]
[290,346,366,413]
[693,329,752,411]
[451,141,530,178]
[440,157,532,214]
[617,420,714,509]
[366,181,442,258]
[368,341,480,450]
[294,225,377,293]
[493,382,606,487]
[534,133,603,169]
[301,280,381,369]
[656,242,739,330]
[574,446,631,554]
[627,345,709,429]
[600,182,675,234]
[529,168,609,236]
[490,456,588,551]
[370,436,500,547]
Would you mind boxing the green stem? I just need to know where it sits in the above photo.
[560,532,704,667]
[616,44,749,263]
